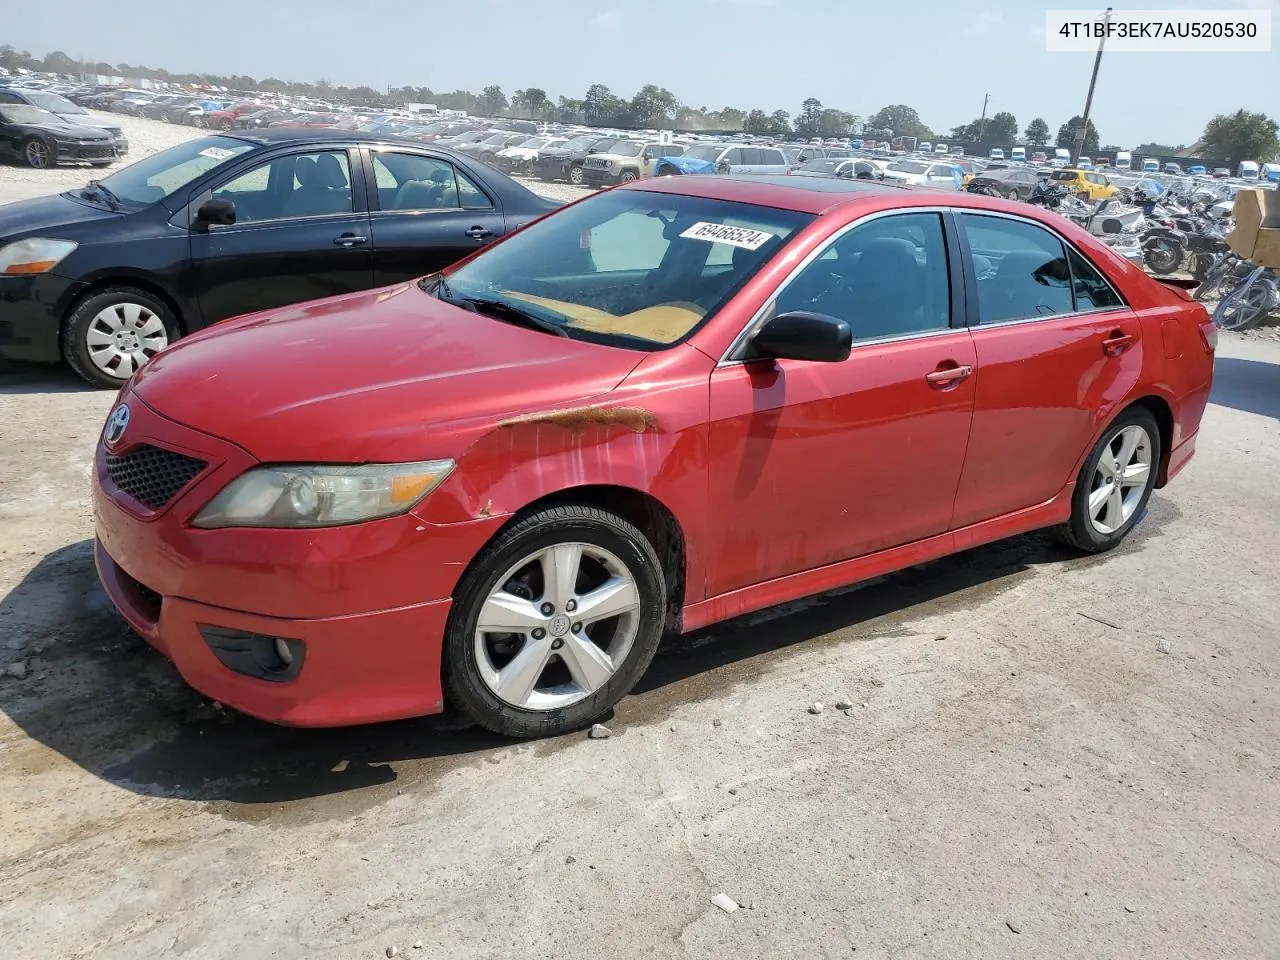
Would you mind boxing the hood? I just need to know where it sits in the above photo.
[654,156,717,175]
[74,117,123,134]
[538,147,573,160]
[23,117,113,140]
[0,192,120,240]
[131,283,646,463]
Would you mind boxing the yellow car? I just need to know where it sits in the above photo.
[1049,168,1118,201]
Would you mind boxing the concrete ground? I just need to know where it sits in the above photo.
[1,117,1279,958]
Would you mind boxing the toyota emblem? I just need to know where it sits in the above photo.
[104,404,131,447]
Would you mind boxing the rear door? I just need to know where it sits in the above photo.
[949,211,1141,528]
[189,146,374,325]
[362,148,507,286]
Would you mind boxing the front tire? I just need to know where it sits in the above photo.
[619,169,639,183]
[568,164,586,185]
[1055,406,1160,553]
[22,137,53,169]
[442,505,667,738]
[1143,238,1182,275]
[61,286,180,389]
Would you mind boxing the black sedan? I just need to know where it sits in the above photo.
[966,166,1044,200]
[0,104,118,168]
[0,87,128,157]
[0,129,558,387]
[534,136,621,184]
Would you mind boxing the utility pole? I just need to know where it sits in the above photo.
[1074,6,1112,164]
[976,93,991,144]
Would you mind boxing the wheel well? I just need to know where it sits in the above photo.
[61,278,188,350]
[1128,395,1174,486]
[514,485,687,632]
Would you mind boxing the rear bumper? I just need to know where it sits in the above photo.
[1165,429,1198,483]
[0,273,84,363]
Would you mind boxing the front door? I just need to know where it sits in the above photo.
[950,211,1143,528]
[363,149,507,286]
[190,147,373,325]
[705,211,977,596]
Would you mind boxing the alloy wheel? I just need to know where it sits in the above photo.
[25,140,51,168]
[473,542,641,711]
[568,165,585,185]
[1087,424,1152,535]
[85,302,170,378]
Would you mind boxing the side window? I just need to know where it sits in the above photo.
[643,145,661,160]
[453,166,494,210]
[373,153,459,211]
[775,212,952,342]
[725,148,745,166]
[661,144,685,158]
[214,150,353,222]
[959,214,1073,323]
[0,93,22,104]
[1068,248,1124,310]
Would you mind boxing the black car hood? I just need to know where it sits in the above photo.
[0,192,120,241]
[16,118,113,140]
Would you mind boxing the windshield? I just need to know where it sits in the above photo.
[0,105,62,125]
[798,159,841,172]
[888,160,929,174]
[683,145,724,162]
[437,189,813,350]
[24,92,85,114]
[95,135,255,205]
[611,141,645,158]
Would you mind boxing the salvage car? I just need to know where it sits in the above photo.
[654,143,788,177]
[1050,168,1118,201]
[537,136,621,185]
[881,159,963,189]
[0,130,556,387]
[90,175,1214,736]
[966,166,1044,200]
[789,157,880,180]
[581,139,687,184]
[494,137,567,174]
[0,103,117,168]
[0,87,128,157]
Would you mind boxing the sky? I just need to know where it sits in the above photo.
[6,0,1278,146]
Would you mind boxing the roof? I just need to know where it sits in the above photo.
[629,174,908,215]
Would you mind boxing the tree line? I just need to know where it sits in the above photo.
[3,46,1275,164]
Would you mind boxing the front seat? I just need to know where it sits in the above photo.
[286,154,350,217]
[842,238,926,337]
[993,249,1070,322]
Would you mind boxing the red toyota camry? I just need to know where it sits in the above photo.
[92,176,1215,737]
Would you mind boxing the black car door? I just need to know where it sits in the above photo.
[360,147,507,286]
[188,146,374,325]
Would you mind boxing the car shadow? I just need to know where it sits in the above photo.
[0,362,100,395]
[1211,355,1280,419]
[0,501,1177,811]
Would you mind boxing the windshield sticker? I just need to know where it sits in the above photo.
[679,222,774,250]
[199,147,236,161]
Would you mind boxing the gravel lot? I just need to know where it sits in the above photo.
[2,113,1280,959]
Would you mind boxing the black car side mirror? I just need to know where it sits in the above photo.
[748,311,852,363]
[195,198,237,227]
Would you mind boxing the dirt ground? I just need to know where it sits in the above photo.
[2,120,1280,959]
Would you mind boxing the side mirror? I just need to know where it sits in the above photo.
[747,311,852,363]
[196,197,236,227]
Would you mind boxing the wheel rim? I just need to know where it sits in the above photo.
[85,302,169,378]
[473,542,641,711]
[26,140,50,167]
[621,172,637,182]
[1088,424,1152,535]
[1148,241,1178,273]
[569,166,584,184]
[1216,282,1273,330]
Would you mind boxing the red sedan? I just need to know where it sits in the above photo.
[92,176,1215,736]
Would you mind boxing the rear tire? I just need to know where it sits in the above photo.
[61,286,181,389]
[442,505,666,738]
[1054,406,1160,553]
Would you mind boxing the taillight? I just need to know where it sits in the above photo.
[1199,319,1218,352]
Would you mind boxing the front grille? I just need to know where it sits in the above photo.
[106,444,207,510]
[119,567,162,622]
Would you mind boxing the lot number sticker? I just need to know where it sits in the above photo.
[680,222,775,250]
[199,147,237,161]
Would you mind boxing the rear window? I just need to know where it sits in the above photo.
[1050,171,1077,181]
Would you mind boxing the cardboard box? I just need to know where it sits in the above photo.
[1226,188,1280,268]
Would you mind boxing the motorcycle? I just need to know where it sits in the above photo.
[1213,264,1280,331]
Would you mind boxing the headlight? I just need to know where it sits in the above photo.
[604,159,614,168]
[192,460,456,529]
[0,238,79,275]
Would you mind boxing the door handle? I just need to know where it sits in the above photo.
[465,225,494,240]
[333,233,368,247]
[925,363,973,387]
[1102,331,1134,356]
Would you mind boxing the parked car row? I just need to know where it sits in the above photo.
[0,86,128,165]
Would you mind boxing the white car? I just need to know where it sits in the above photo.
[880,159,962,189]
[494,137,568,174]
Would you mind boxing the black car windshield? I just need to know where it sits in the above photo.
[681,145,723,162]
[94,135,255,205]
[23,92,86,114]
[434,189,813,350]
[1,105,60,125]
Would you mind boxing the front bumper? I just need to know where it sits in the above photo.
[91,394,508,726]
[582,168,621,184]
[0,273,85,363]
[54,141,117,162]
